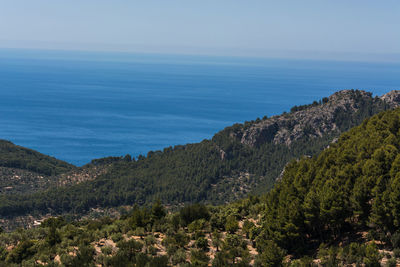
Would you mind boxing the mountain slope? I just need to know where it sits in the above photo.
[230,90,397,146]
[1,90,400,226]
[3,108,400,265]
[252,106,400,263]
[0,140,75,176]
[0,140,77,195]
[0,141,116,198]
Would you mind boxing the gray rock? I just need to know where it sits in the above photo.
[236,90,400,147]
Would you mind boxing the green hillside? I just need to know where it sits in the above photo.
[0,90,395,221]
[261,107,400,252]
[0,140,75,176]
[2,108,400,265]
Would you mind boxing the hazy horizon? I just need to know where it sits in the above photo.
[1,1,399,62]
[1,46,399,65]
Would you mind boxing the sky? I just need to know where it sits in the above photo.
[0,1,399,61]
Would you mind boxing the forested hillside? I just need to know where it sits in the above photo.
[0,140,114,198]
[3,108,400,265]
[0,140,75,176]
[0,140,79,196]
[0,90,399,228]
[254,106,400,265]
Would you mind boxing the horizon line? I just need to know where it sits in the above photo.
[0,40,399,64]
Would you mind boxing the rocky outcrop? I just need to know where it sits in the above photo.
[381,90,400,108]
[236,90,400,147]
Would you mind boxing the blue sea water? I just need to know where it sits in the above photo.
[0,49,399,166]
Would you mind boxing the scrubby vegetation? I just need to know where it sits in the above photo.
[0,201,262,266]
[3,107,400,265]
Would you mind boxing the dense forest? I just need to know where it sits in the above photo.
[3,108,400,265]
[0,90,396,223]
[0,140,75,176]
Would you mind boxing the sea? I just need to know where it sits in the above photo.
[0,48,399,166]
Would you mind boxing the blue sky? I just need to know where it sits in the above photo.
[1,1,399,61]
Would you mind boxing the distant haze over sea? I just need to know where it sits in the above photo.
[0,49,399,165]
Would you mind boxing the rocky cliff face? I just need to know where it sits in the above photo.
[381,90,400,108]
[232,90,400,147]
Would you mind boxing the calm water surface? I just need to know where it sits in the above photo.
[0,49,399,165]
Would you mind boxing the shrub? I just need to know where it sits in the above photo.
[318,246,338,266]
[254,240,284,267]
[111,233,123,243]
[147,245,158,256]
[149,255,168,267]
[387,258,397,267]
[171,248,187,265]
[180,204,209,226]
[196,237,209,251]
[188,219,206,233]
[101,246,113,255]
[394,248,400,258]
[0,246,7,261]
[225,216,238,234]
[392,232,400,248]
[242,220,255,238]
[364,243,381,267]
[190,249,209,266]
[342,242,364,264]
[144,235,156,246]
[6,240,36,264]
